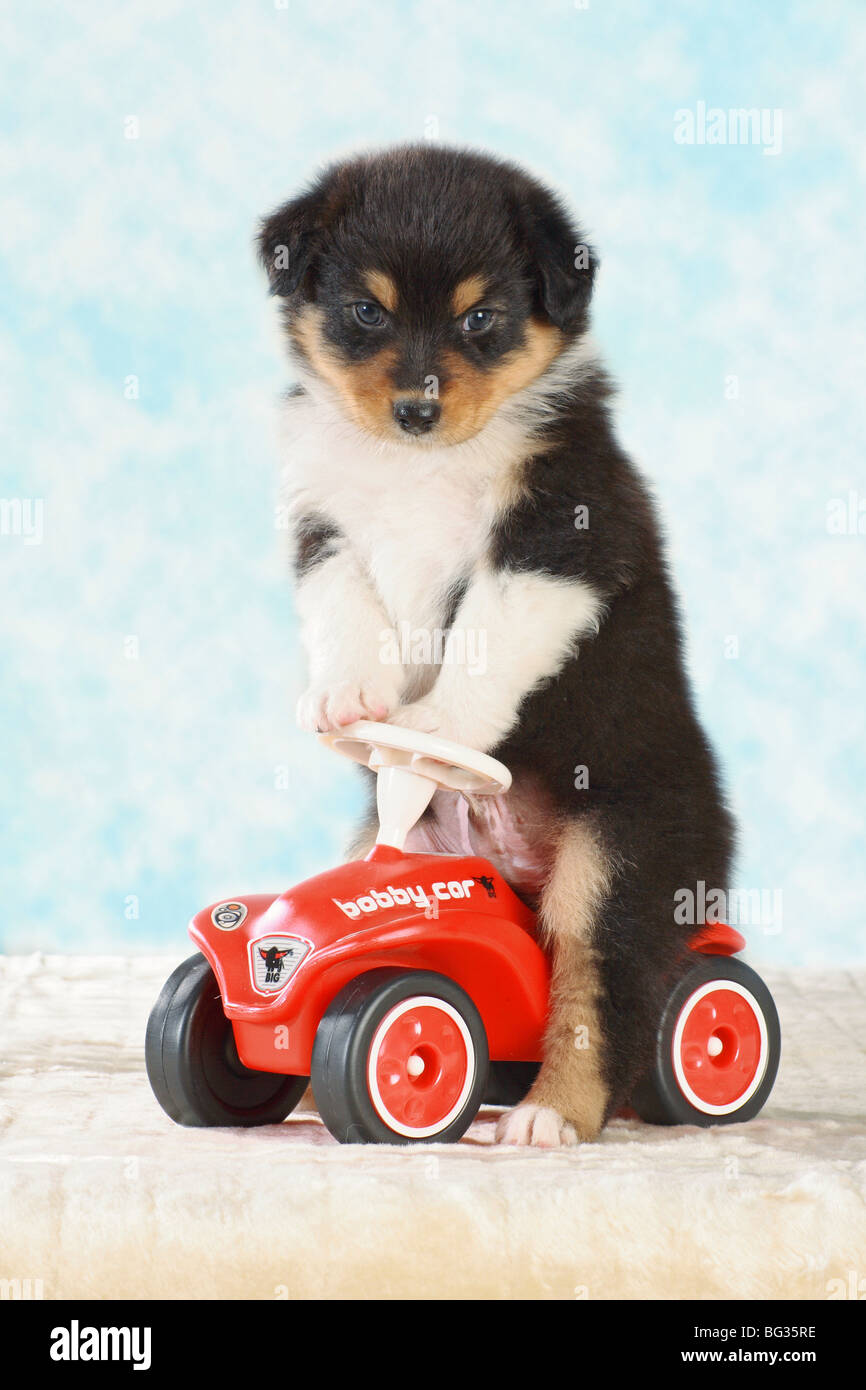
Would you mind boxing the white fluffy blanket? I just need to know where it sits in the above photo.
[1,956,864,1300]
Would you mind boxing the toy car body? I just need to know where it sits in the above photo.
[191,844,547,1076]
[146,723,780,1143]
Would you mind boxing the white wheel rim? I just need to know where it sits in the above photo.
[672,979,770,1115]
[367,995,476,1138]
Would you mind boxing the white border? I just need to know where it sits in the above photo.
[367,995,476,1138]
[672,979,769,1115]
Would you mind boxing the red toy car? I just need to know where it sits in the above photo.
[146,722,780,1143]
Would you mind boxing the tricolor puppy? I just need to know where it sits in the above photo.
[258,145,733,1148]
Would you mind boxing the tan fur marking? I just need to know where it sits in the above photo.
[537,818,614,945]
[294,306,565,446]
[523,820,615,1140]
[450,275,488,317]
[438,320,564,443]
[486,452,534,519]
[294,306,398,436]
[364,270,398,314]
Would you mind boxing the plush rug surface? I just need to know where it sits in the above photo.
[0,955,864,1300]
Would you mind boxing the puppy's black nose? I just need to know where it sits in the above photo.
[393,399,441,434]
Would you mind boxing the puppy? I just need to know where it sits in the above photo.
[258,145,734,1147]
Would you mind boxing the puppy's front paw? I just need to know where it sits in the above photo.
[495,1104,579,1149]
[386,700,446,737]
[297,678,400,733]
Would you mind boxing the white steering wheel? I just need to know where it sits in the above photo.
[318,720,512,851]
[318,720,511,795]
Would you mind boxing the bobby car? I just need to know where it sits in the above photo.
[145,722,780,1143]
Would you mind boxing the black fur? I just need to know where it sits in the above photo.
[293,512,343,579]
[488,375,734,1115]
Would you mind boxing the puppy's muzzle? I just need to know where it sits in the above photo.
[393,399,441,435]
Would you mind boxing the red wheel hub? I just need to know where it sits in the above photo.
[368,999,473,1136]
[676,984,765,1111]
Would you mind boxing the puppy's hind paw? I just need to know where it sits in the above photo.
[495,1104,579,1150]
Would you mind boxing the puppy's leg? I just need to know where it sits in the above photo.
[388,567,603,751]
[496,820,613,1148]
[293,517,405,733]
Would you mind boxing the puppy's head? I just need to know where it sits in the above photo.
[258,145,597,446]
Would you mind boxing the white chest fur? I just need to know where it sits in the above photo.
[281,349,604,749]
[279,385,532,631]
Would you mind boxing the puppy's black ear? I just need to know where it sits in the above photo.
[257,193,318,297]
[513,180,598,333]
[257,169,345,298]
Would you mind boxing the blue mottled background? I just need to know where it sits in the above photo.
[2,0,863,963]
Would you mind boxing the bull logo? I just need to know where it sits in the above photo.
[249,935,311,994]
[258,944,292,984]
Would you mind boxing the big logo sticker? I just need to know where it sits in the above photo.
[249,936,311,994]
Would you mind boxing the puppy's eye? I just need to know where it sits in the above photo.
[353,301,385,327]
[462,309,496,333]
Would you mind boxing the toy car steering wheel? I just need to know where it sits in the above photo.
[319,719,511,795]
[318,720,512,851]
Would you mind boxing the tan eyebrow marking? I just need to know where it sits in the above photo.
[451,275,489,316]
[363,271,398,313]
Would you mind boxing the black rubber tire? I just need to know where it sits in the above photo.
[145,952,308,1127]
[630,956,781,1127]
[484,1061,540,1106]
[311,968,489,1144]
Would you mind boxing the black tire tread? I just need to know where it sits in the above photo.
[311,968,489,1145]
[630,956,781,1127]
[145,952,308,1127]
